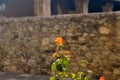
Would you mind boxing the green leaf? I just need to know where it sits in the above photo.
[78,72,84,80]
[63,59,69,67]
[71,73,76,78]
[58,72,62,75]
[84,76,89,80]
[50,77,55,80]
[64,73,68,77]
[56,58,63,64]
[51,62,56,70]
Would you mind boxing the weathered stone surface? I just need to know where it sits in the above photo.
[27,59,37,67]
[9,65,17,73]
[104,70,112,75]
[0,12,119,80]
[113,68,120,75]
[42,38,49,46]
[71,66,79,73]
[99,27,110,35]
[42,27,48,32]
[2,59,11,65]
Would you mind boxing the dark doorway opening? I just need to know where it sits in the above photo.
[51,0,75,15]
[89,0,120,13]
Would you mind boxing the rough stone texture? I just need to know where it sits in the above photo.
[0,12,120,80]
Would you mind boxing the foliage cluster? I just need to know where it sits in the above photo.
[50,37,93,80]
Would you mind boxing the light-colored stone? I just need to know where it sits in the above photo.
[27,59,36,67]
[9,65,17,72]
[2,59,10,65]
[78,37,86,43]
[83,33,89,37]
[42,27,48,32]
[54,25,61,30]
[99,27,110,35]
[42,38,49,46]
[89,33,96,37]
[21,58,27,64]
[113,68,120,75]
[99,36,109,41]
[81,46,89,51]
[104,70,112,75]
[66,32,73,36]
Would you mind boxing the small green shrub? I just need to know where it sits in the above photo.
[50,37,94,80]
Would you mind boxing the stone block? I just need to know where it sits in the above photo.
[113,68,120,75]
[99,27,110,35]
[27,59,37,67]
[42,38,49,46]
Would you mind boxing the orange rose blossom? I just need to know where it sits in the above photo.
[55,37,63,46]
[99,76,105,80]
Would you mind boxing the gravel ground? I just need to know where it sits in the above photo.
[0,72,50,80]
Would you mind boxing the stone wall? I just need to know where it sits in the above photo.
[0,12,120,80]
